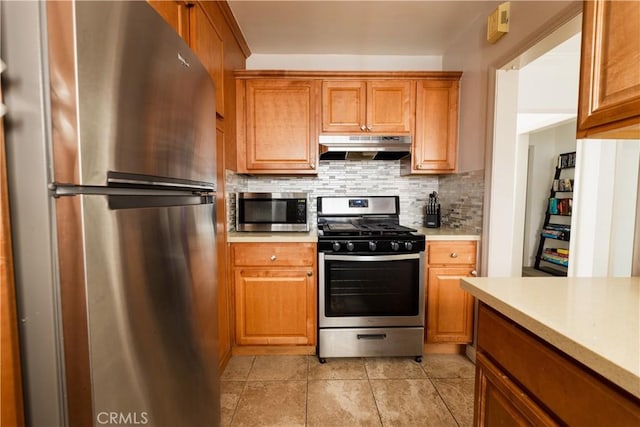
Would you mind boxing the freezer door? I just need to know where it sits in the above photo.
[79,195,219,426]
[48,1,216,187]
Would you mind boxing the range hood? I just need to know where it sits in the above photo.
[319,135,411,160]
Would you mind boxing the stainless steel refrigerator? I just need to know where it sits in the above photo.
[2,1,220,426]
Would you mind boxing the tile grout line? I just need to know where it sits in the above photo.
[363,358,385,427]
[227,355,256,427]
[427,376,462,427]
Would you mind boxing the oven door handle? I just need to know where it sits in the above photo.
[323,253,421,262]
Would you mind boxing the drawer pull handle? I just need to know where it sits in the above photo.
[270,255,277,261]
[471,270,477,277]
[357,333,387,340]
[450,252,458,258]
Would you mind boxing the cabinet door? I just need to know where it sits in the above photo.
[577,0,640,138]
[426,267,475,343]
[147,0,189,42]
[475,353,557,426]
[413,80,459,173]
[322,81,367,132]
[234,268,316,345]
[244,79,319,173]
[189,3,224,118]
[367,80,414,134]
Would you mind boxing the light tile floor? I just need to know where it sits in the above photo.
[221,354,476,426]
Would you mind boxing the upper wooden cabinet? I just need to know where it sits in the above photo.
[236,78,319,174]
[148,1,225,118]
[410,79,460,174]
[322,80,414,134]
[577,0,640,139]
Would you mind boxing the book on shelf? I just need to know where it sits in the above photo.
[557,152,576,169]
[541,224,571,240]
[553,178,574,192]
[548,198,572,215]
[542,248,569,266]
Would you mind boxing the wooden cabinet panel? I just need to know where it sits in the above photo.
[367,80,414,134]
[477,304,640,426]
[321,80,413,134]
[233,243,315,267]
[243,79,319,173]
[475,353,557,426]
[412,79,459,173]
[232,243,316,346]
[235,269,315,345]
[322,81,367,132]
[577,0,640,138]
[425,240,476,345]
[147,0,189,42]
[426,267,475,343]
[190,3,224,118]
[428,240,476,265]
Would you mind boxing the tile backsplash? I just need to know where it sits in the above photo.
[438,169,484,233]
[226,161,484,232]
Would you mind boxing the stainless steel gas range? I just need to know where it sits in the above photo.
[316,196,426,363]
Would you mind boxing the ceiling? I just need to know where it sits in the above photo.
[227,1,497,56]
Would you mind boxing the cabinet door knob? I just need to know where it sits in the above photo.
[471,270,477,277]
[270,255,277,261]
[360,125,366,131]
[450,252,458,258]
[367,125,373,131]
[307,271,313,277]
[309,162,315,169]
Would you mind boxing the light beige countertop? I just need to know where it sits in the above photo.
[415,226,481,241]
[460,276,640,399]
[227,230,318,243]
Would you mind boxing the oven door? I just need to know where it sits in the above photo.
[318,252,425,328]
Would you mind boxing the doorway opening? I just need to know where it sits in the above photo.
[486,15,582,277]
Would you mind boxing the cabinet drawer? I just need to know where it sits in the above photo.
[232,243,315,267]
[428,241,476,265]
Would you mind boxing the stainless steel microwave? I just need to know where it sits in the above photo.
[236,192,309,232]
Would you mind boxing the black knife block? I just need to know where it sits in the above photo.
[424,204,441,228]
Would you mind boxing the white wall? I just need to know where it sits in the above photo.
[246,54,442,70]
[442,1,581,173]
[569,140,640,277]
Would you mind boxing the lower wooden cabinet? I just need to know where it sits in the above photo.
[232,243,316,346]
[476,303,640,426]
[425,241,477,344]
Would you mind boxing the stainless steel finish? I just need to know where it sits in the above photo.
[318,252,425,328]
[319,134,411,160]
[59,1,216,187]
[238,192,309,199]
[83,196,219,425]
[318,328,424,358]
[2,2,67,424]
[236,192,309,232]
[317,196,398,216]
[3,1,220,425]
[237,223,309,232]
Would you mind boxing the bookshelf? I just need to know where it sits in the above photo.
[533,152,575,276]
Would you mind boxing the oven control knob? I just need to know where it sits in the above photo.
[332,241,341,251]
[390,241,400,251]
[368,241,377,251]
[404,241,414,251]
[346,242,355,251]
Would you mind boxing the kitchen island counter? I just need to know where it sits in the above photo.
[461,276,640,399]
